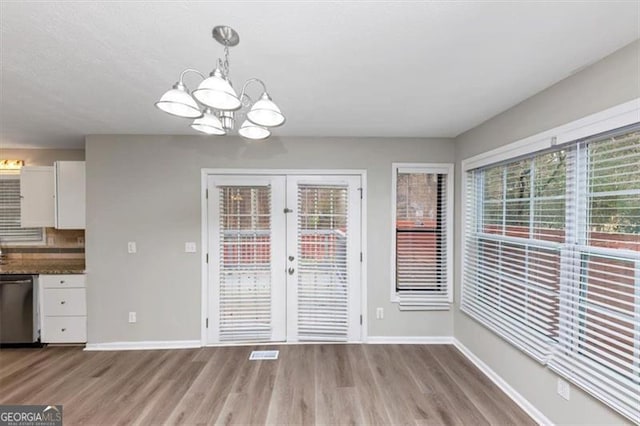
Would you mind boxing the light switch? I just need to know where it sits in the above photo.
[185,242,197,253]
[127,241,137,254]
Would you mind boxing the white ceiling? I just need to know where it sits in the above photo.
[1,1,638,149]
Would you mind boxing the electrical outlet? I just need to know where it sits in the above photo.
[376,307,384,319]
[185,242,197,253]
[557,378,570,400]
[127,241,137,254]
[47,236,55,245]
[128,312,137,323]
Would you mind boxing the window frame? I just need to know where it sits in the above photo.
[0,173,46,246]
[461,98,640,422]
[390,162,454,308]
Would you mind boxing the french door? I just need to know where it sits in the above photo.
[206,173,362,344]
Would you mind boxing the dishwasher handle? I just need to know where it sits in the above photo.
[0,279,32,285]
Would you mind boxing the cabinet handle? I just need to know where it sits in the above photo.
[61,328,66,332]
[60,301,66,305]
[60,280,65,284]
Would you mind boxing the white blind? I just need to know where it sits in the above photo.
[463,125,640,422]
[217,185,272,342]
[296,184,349,341]
[463,149,566,362]
[548,129,640,421]
[0,176,43,242]
[394,166,451,310]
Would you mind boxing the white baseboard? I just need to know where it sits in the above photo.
[453,338,553,426]
[366,336,454,344]
[84,340,201,351]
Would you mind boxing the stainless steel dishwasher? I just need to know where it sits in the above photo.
[0,274,38,345]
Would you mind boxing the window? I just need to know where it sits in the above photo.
[463,122,640,421]
[391,163,453,310]
[0,174,44,243]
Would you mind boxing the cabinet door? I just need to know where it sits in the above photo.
[20,166,55,227]
[54,161,85,229]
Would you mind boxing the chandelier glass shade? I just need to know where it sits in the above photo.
[192,68,242,111]
[155,26,285,140]
[238,119,271,140]
[154,83,203,119]
[247,93,286,127]
[190,108,226,135]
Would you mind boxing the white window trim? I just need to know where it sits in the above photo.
[462,98,640,172]
[460,98,640,422]
[390,162,454,309]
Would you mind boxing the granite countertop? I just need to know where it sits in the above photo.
[0,259,85,274]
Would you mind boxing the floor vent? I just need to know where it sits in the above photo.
[249,350,279,360]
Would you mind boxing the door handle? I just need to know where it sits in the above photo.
[288,267,295,275]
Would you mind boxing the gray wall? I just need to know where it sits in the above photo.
[453,40,640,425]
[0,148,85,165]
[85,136,455,343]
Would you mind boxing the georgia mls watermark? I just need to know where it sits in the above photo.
[0,405,62,426]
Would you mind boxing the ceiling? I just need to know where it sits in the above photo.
[1,1,638,149]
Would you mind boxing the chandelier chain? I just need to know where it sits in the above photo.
[223,45,230,79]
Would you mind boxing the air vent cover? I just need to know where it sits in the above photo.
[249,350,279,360]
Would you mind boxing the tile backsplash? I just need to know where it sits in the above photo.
[2,228,85,260]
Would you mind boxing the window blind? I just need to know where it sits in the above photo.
[217,185,273,342]
[0,176,43,243]
[463,150,566,362]
[463,125,640,422]
[296,184,349,341]
[548,129,640,422]
[393,165,452,310]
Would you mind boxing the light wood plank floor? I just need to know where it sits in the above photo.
[0,344,535,425]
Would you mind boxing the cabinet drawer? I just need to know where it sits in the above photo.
[42,288,86,316]
[41,316,86,343]
[40,274,86,289]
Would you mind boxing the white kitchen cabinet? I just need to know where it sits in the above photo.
[20,166,55,227]
[40,274,87,343]
[54,161,85,229]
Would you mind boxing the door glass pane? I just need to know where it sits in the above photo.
[218,186,272,342]
[296,184,349,341]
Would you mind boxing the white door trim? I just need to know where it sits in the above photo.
[200,168,368,346]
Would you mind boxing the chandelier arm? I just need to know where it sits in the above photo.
[240,92,253,108]
[179,68,206,85]
[239,78,268,103]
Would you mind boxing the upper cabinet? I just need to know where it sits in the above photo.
[20,166,55,227]
[54,161,85,229]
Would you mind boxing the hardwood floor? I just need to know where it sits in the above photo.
[0,344,535,425]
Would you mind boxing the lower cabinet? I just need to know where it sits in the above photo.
[39,274,87,343]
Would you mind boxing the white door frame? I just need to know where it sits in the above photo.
[200,168,368,346]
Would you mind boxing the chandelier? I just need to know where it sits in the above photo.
[155,25,285,140]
